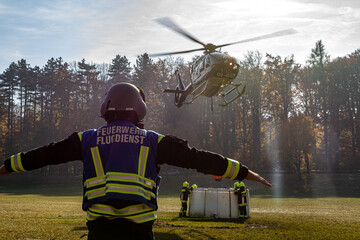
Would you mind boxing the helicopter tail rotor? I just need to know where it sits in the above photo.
[174,70,185,106]
[163,70,189,107]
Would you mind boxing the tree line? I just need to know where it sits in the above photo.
[0,40,359,175]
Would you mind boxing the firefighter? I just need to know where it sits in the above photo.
[0,82,271,240]
[179,181,190,217]
[179,183,198,217]
[234,181,248,218]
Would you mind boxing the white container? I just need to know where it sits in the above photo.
[189,187,250,218]
[204,188,218,217]
[230,188,239,218]
[188,187,206,217]
[217,188,231,218]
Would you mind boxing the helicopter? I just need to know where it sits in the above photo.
[150,17,297,108]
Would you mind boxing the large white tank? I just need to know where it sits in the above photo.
[188,187,250,218]
[188,187,206,217]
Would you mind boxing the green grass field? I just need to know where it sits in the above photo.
[0,190,359,240]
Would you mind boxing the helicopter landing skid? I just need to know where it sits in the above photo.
[219,83,246,107]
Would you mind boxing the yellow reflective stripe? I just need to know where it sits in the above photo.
[86,187,106,199]
[124,210,156,223]
[84,172,156,188]
[10,154,25,172]
[91,147,105,177]
[86,205,156,223]
[138,146,149,177]
[222,158,240,180]
[85,184,155,200]
[10,156,16,172]
[89,203,153,216]
[107,172,156,185]
[158,135,164,143]
[84,176,106,188]
[78,132,82,142]
[106,175,154,189]
[86,211,102,221]
[106,184,155,199]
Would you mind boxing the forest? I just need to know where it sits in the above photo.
[0,40,359,175]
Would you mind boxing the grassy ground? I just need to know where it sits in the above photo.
[0,193,86,239]
[156,197,360,240]
[0,190,359,240]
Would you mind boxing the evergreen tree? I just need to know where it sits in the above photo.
[0,62,18,141]
[133,53,155,90]
[307,40,332,172]
[108,55,132,85]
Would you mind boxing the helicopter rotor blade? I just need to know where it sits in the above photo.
[155,17,207,48]
[216,28,298,49]
[149,47,206,57]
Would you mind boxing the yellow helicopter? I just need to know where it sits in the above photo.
[150,17,297,108]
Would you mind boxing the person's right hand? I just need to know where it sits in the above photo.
[0,165,10,175]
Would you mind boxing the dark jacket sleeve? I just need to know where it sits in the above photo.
[157,135,248,181]
[4,132,82,173]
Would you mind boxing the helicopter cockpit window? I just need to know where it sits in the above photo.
[198,60,204,73]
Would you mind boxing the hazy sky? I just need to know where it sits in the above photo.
[0,0,359,72]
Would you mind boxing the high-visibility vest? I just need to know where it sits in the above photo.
[235,187,247,206]
[180,187,190,202]
[239,187,247,206]
[78,121,164,212]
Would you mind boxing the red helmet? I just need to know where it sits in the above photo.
[100,83,147,122]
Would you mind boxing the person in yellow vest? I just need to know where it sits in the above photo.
[179,181,191,217]
[0,83,271,239]
[234,181,248,218]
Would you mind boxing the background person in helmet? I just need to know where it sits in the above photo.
[234,181,248,218]
[0,82,271,240]
[179,181,191,217]
[179,182,197,217]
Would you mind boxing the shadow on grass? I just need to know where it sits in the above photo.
[154,232,184,240]
[72,226,88,231]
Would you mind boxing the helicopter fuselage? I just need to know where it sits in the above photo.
[188,52,239,99]
[163,51,244,107]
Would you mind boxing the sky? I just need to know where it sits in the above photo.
[0,0,359,73]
